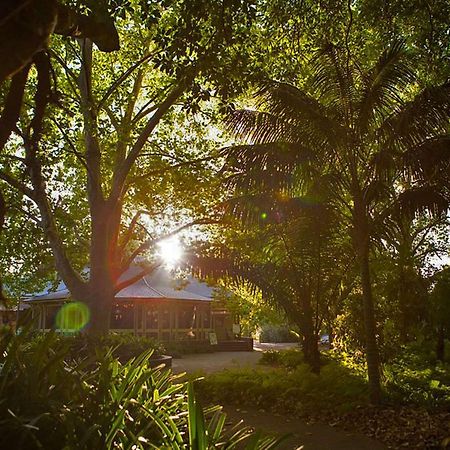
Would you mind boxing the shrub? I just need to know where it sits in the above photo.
[384,343,450,408]
[165,340,215,358]
[21,331,166,363]
[258,325,299,343]
[259,349,303,368]
[198,357,368,416]
[0,329,283,449]
[66,332,166,362]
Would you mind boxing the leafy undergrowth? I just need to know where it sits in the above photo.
[196,348,450,449]
[197,352,368,415]
[25,330,166,362]
[165,340,216,358]
[335,405,450,449]
[0,329,281,450]
[384,343,450,409]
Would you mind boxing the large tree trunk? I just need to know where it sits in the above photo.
[359,245,382,403]
[299,295,321,373]
[436,324,445,362]
[86,275,114,333]
[86,200,115,333]
[353,200,382,404]
[303,331,320,374]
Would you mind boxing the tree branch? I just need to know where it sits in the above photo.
[98,50,160,109]
[131,102,159,125]
[21,51,87,299]
[50,116,88,170]
[0,170,34,199]
[114,261,161,294]
[78,39,104,205]
[120,218,222,274]
[108,81,188,205]
[128,155,216,185]
[0,64,31,151]
[118,209,154,255]
[104,104,121,133]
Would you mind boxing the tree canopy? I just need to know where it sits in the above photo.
[0,0,449,407]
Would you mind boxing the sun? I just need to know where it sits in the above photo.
[157,237,183,267]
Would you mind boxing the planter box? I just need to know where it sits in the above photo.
[148,354,172,369]
[217,338,253,352]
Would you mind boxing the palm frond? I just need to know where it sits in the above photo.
[184,252,286,302]
[402,135,450,182]
[225,169,294,195]
[222,193,326,226]
[367,146,401,185]
[310,43,355,123]
[378,81,450,150]
[221,142,315,174]
[257,81,347,148]
[363,178,393,206]
[358,39,414,133]
[226,109,296,143]
[396,186,449,218]
[220,142,316,194]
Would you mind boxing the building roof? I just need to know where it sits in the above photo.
[26,267,213,303]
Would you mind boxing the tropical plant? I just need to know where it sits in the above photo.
[430,266,450,362]
[221,40,450,402]
[0,328,284,449]
[188,200,353,372]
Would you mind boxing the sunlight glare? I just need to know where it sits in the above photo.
[157,237,183,267]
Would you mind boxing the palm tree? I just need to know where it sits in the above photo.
[189,197,352,373]
[222,40,450,403]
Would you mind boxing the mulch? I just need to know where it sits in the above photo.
[330,406,450,449]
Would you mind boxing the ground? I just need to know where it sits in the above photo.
[172,343,387,450]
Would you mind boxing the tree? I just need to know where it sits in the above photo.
[222,40,450,402]
[0,0,257,331]
[0,0,121,303]
[430,266,450,362]
[375,214,449,344]
[188,195,353,372]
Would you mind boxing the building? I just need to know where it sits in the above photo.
[25,267,238,342]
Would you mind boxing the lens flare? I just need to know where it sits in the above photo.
[56,302,90,331]
[158,237,183,268]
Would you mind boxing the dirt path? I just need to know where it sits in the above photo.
[171,341,299,374]
[223,406,386,450]
[171,346,387,450]
[171,350,262,374]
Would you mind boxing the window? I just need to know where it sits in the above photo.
[160,308,170,329]
[179,306,195,329]
[110,302,134,329]
[145,305,158,330]
[202,307,211,328]
[44,305,59,329]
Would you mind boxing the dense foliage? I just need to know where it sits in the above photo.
[0,329,282,449]
[198,348,450,448]
[1,0,449,423]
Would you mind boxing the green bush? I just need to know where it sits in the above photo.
[259,349,304,368]
[198,357,368,416]
[22,331,166,363]
[66,332,166,362]
[258,325,299,343]
[326,343,450,409]
[0,329,283,449]
[384,343,450,408]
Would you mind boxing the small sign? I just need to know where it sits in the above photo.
[232,324,241,335]
[209,332,218,345]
